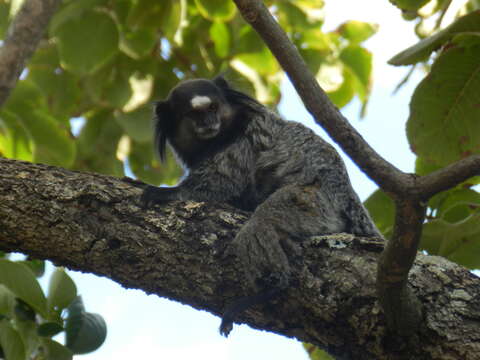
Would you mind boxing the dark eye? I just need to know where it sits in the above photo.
[208,103,218,112]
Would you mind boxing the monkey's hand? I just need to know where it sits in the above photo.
[140,185,179,208]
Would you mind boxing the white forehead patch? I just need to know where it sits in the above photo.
[191,95,211,109]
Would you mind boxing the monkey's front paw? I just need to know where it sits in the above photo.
[140,185,176,208]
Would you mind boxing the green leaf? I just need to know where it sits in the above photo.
[48,269,77,311]
[295,0,325,9]
[65,297,107,355]
[42,339,73,360]
[29,43,59,68]
[326,68,355,108]
[389,11,480,65]
[209,22,230,58]
[340,45,372,102]
[0,260,47,317]
[277,2,323,30]
[421,213,480,268]
[389,0,430,11]
[299,29,333,50]
[236,51,280,76]
[115,106,153,143]
[338,21,378,44]
[0,285,15,318]
[14,299,36,322]
[436,189,480,223]
[83,65,119,106]
[127,0,176,31]
[75,110,124,176]
[38,322,65,337]
[18,258,45,278]
[49,0,107,34]
[0,110,33,162]
[103,71,133,109]
[165,0,186,42]
[414,156,442,176]
[0,320,26,360]
[194,0,236,21]
[303,343,334,360]
[363,189,395,239]
[28,68,81,118]
[129,141,183,185]
[407,44,480,167]
[315,60,343,93]
[54,10,119,75]
[22,109,76,167]
[3,80,76,167]
[15,314,39,356]
[120,28,157,59]
[4,78,45,108]
[300,48,326,75]
[452,32,480,47]
[236,26,280,76]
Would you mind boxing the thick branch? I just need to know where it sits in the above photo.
[0,0,60,107]
[1,158,480,359]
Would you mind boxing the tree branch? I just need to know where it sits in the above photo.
[231,0,480,336]
[231,0,410,196]
[417,155,480,199]
[1,158,480,359]
[0,0,60,107]
[376,200,425,334]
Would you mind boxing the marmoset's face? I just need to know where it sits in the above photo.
[170,80,233,140]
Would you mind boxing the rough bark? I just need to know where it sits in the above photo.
[1,157,479,359]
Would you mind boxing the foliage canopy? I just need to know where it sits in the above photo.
[0,0,480,359]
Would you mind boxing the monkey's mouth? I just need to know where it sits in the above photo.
[195,122,221,139]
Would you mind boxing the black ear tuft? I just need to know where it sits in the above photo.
[213,76,262,112]
[154,101,174,162]
[213,75,230,90]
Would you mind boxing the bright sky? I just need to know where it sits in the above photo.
[50,1,432,359]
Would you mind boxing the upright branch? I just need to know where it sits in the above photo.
[232,0,480,335]
[0,0,60,107]
[232,0,409,195]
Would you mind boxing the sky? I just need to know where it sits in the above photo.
[42,1,438,359]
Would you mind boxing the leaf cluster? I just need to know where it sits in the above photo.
[364,3,480,270]
[0,0,374,185]
[0,257,106,360]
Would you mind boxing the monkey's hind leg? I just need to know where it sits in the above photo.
[219,184,335,336]
[219,215,292,337]
[219,286,283,336]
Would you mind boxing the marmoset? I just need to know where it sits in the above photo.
[141,76,380,335]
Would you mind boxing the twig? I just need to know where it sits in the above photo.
[417,155,480,198]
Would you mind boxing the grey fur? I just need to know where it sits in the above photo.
[141,77,381,336]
